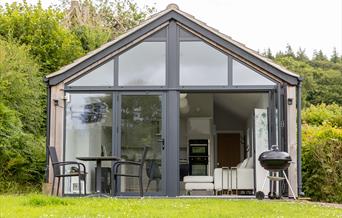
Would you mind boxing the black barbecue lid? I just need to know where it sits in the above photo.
[258,145,292,161]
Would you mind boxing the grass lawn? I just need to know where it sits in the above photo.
[0,195,341,218]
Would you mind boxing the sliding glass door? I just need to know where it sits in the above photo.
[118,93,165,195]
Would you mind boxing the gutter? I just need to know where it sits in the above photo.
[296,77,303,196]
[44,78,51,183]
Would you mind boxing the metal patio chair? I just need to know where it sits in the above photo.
[48,146,87,196]
[145,159,161,192]
[112,145,149,197]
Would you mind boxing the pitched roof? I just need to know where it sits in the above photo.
[46,3,300,85]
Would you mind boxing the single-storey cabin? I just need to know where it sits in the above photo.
[45,4,303,197]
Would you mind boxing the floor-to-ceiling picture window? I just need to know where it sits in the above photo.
[64,93,113,194]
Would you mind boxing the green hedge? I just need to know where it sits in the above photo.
[0,39,45,193]
[302,104,342,203]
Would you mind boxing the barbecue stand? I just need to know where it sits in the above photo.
[256,145,296,200]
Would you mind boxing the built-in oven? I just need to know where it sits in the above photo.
[188,139,209,176]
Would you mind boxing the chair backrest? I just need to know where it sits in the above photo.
[139,145,149,165]
[146,160,161,179]
[48,146,61,176]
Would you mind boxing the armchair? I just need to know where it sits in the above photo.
[112,145,149,197]
[48,146,87,196]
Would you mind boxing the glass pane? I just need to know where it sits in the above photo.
[254,108,270,193]
[232,60,275,85]
[180,41,228,86]
[65,93,112,194]
[69,60,114,86]
[120,95,163,193]
[118,42,166,86]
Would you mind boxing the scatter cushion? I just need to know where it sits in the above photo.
[185,182,214,190]
[183,176,213,183]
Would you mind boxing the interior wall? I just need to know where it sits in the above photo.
[256,94,269,109]
[214,103,245,131]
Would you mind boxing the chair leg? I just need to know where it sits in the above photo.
[113,175,118,196]
[84,176,87,195]
[139,173,143,197]
[51,177,55,196]
[57,177,60,196]
[156,179,160,192]
[146,179,152,192]
[113,164,120,196]
[78,176,81,197]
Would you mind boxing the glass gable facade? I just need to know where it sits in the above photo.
[56,22,290,198]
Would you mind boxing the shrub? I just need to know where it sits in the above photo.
[302,103,342,127]
[0,39,46,193]
[302,123,342,203]
[0,103,45,193]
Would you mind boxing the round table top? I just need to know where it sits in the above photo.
[76,156,120,161]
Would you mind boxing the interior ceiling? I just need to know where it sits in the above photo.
[214,93,266,120]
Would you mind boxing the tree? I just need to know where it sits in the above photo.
[0,1,84,73]
[59,0,155,52]
[0,40,45,193]
[274,47,342,107]
[330,47,341,63]
[0,39,44,134]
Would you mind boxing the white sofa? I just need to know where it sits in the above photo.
[231,156,254,190]
[214,157,254,193]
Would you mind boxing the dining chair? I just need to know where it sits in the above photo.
[48,146,87,196]
[112,145,149,197]
[145,159,161,192]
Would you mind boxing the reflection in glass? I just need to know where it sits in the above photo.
[65,93,112,194]
[232,60,275,85]
[69,60,114,86]
[118,42,166,86]
[180,41,228,86]
[120,95,163,193]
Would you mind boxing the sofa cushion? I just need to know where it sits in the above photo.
[185,182,214,190]
[183,176,213,183]
[238,158,248,168]
[245,157,254,168]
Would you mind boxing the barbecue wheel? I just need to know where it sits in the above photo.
[268,192,277,199]
[256,191,265,200]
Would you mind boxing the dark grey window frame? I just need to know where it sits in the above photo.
[47,10,300,86]
[59,19,294,197]
[64,23,280,91]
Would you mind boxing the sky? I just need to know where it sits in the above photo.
[1,0,341,57]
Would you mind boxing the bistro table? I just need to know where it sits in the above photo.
[76,156,120,197]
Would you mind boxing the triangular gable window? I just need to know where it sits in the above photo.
[232,60,275,86]
[68,60,114,86]
[118,28,166,86]
[179,28,228,86]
